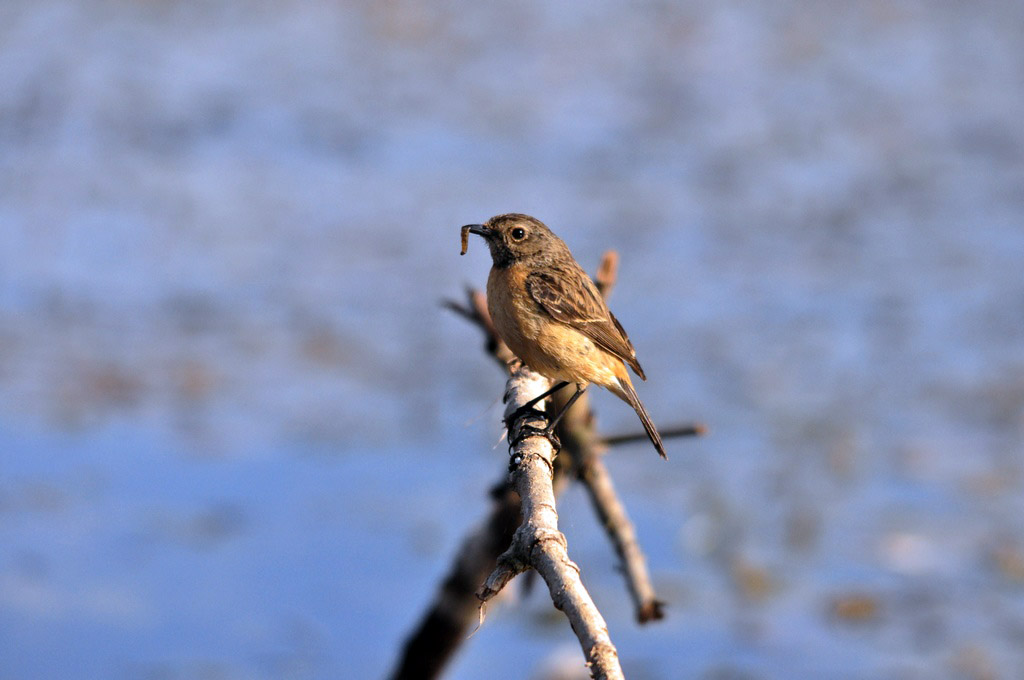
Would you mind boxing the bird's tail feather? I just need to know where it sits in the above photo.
[614,377,667,459]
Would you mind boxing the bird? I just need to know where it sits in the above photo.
[461,213,667,459]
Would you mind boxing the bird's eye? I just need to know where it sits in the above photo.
[511,227,526,241]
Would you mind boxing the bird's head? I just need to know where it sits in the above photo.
[461,213,570,268]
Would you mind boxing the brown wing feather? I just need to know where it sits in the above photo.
[526,266,646,380]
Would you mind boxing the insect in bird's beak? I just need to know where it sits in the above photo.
[460,224,492,255]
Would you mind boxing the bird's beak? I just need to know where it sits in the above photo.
[463,224,492,238]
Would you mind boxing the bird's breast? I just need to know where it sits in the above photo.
[486,265,620,386]
[486,265,540,352]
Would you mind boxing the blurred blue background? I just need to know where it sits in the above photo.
[2,1,1023,678]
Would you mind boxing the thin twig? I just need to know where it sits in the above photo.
[551,380,666,623]
[594,250,619,298]
[442,288,515,367]
[478,366,625,680]
[603,423,708,447]
[580,455,665,622]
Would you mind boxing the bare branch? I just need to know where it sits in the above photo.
[478,366,625,680]
[579,454,665,623]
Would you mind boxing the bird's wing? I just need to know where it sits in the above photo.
[526,266,646,380]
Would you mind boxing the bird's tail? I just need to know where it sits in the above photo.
[612,376,667,459]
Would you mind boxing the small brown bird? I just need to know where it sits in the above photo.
[462,213,667,459]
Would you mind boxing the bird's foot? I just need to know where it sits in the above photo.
[509,423,561,453]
